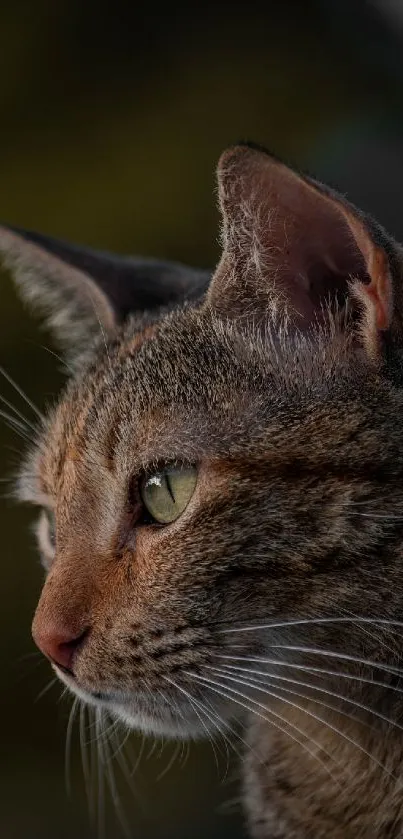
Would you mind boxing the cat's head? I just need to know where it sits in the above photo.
[3,143,403,737]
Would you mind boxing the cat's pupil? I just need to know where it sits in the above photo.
[140,464,198,525]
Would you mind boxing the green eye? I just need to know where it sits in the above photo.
[140,465,198,524]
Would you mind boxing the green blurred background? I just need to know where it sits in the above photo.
[1,1,403,836]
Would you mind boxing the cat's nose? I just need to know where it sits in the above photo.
[32,623,88,674]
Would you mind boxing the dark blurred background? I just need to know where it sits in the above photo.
[1,1,403,836]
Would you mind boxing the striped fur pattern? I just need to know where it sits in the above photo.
[4,144,403,837]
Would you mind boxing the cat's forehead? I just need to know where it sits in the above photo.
[36,309,270,496]
[27,307,382,504]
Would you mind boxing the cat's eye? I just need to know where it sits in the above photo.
[36,509,57,568]
[47,511,56,548]
[140,465,198,524]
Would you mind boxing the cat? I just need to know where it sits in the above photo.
[2,142,403,838]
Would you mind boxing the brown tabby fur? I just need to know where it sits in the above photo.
[3,144,403,837]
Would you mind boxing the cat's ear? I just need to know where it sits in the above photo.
[0,225,209,356]
[208,143,401,361]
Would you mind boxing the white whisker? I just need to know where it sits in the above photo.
[0,364,44,420]
[105,722,131,763]
[217,653,403,694]
[99,711,132,839]
[340,607,398,661]
[0,393,38,433]
[109,729,142,800]
[211,663,403,738]
[0,408,33,443]
[156,740,182,782]
[119,730,146,786]
[34,676,58,703]
[267,645,403,675]
[208,676,403,781]
[38,342,74,375]
[162,674,222,773]
[185,670,342,786]
[192,668,399,783]
[204,668,393,780]
[65,697,79,797]
[79,703,94,826]
[95,708,106,839]
[221,616,403,634]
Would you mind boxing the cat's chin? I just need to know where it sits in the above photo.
[55,666,217,740]
[113,703,211,739]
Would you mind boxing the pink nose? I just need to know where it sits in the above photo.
[32,624,88,674]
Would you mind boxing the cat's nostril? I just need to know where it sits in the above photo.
[32,625,89,675]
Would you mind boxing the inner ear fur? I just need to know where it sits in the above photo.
[207,144,400,361]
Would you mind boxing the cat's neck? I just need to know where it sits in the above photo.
[244,698,403,839]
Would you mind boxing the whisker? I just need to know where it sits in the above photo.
[153,688,202,776]
[0,394,38,433]
[16,650,42,664]
[156,740,182,782]
[107,725,132,765]
[146,736,158,761]
[37,342,74,375]
[162,674,222,774]
[352,512,403,521]
[65,697,79,798]
[211,664,399,737]
[95,708,106,839]
[220,616,403,634]
[340,606,398,661]
[0,364,44,420]
[156,734,166,762]
[217,654,403,694]
[0,409,33,443]
[180,738,190,769]
[100,716,125,758]
[162,675,242,774]
[208,667,374,775]
[34,677,58,702]
[108,728,140,796]
[58,686,69,703]
[79,703,94,827]
[192,669,399,784]
[108,729,137,793]
[115,727,146,788]
[267,645,403,675]
[99,711,132,839]
[13,652,45,684]
[90,707,100,831]
[202,692,263,769]
[95,713,120,745]
[185,670,342,785]
[348,497,397,507]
